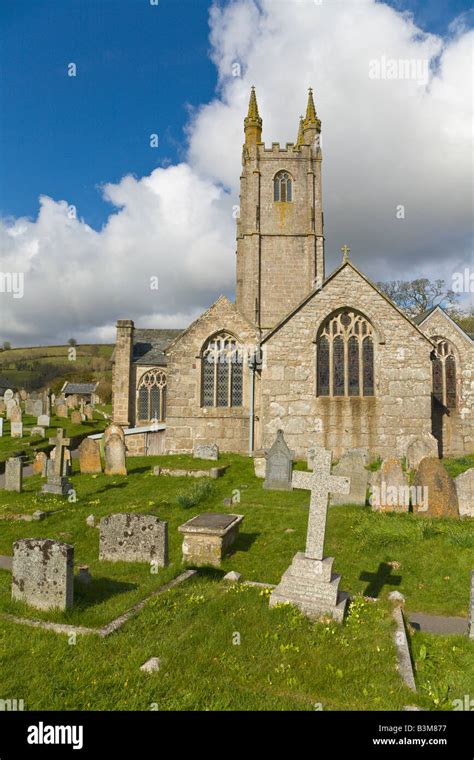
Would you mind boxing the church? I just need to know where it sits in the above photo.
[111,89,473,462]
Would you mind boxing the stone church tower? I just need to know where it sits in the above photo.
[236,88,325,331]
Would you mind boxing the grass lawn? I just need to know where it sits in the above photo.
[0,452,472,710]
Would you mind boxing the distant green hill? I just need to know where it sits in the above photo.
[0,344,113,400]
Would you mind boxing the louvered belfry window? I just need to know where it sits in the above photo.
[137,369,167,422]
[201,333,244,408]
[317,310,375,397]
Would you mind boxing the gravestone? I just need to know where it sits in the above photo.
[270,448,350,622]
[413,458,459,518]
[66,395,77,409]
[0,417,3,437]
[32,451,48,476]
[0,400,5,414]
[37,414,50,428]
[12,539,74,611]
[55,402,68,418]
[50,445,72,476]
[104,433,127,475]
[41,429,72,495]
[84,404,94,421]
[5,457,22,492]
[70,410,82,425]
[469,571,474,640]
[79,438,102,474]
[406,435,439,470]
[7,400,19,421]
[43,389,52,415]
[31,399,43,418]
[4,389,13,401]
[99,513,168,565]
[307,446,325,470]
[330,451,368,506]
[178,512,244,567]
[454,468,474,517]
[19,389,28,401]
[25,399,35,415]
[264,430,294,491]
[30,426,45,438]
[103,423,125,446]
[193,443,219,461]
[370,458,409,512]
[10,405,22,423]
[10,422,23,438]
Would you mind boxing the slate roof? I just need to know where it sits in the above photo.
[132,329,183,366]
[63,382,98,394]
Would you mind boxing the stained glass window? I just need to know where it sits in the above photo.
[445,355,456,408]
[432,357,443,404]
[348,336,359,396]
[316,309,374,398]
[432,338,457,409]
[362,337,374,396]
[333,336,345,396]
[317,336,330,396]
[201,332,244,408]
[274,171,293,202]
[137,369,167,422]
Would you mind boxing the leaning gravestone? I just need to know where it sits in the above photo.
[12,539,74,611]
[269,448,350,621]
[105,433,127,475]
[41,429,72,495]
[370,458,409,512]
[79,438,102,474]
[70,410,82,425]
[5,457,22,493]
[406,435,439,470]
[99,513,168,566]
[330,451,368,506]
[264,430,294,491]
[32,451,48,476]
[454,469,474,518]
[413,458,459,518]
[193,443,219,461]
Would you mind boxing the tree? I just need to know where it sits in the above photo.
[68,338,77,347]
[376,278,459,317]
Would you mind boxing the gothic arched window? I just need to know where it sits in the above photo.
[137,369,167,422]
[317,310,375,397]
[432,338,457,409]
[274,171,293,202]
[201,333,244,408]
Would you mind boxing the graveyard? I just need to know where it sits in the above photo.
[0,443,473,711]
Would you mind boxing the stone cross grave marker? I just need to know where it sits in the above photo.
[292,448,350,560]
[41,428,72,495]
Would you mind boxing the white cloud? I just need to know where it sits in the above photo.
[1,0,472,344]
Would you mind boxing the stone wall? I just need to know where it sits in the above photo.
[165,296,259,454]
[260,263,434,460]
[419,309,474,456]
[112,320,134,426]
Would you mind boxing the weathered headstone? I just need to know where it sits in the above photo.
[32,451,48,476]
[70,410,82,425]
[103,423,125,446]
[370,458,409,512]
[79,438,102,474]
[264,430,294,491]
[30,425,45,437]
[66,394,77,409]
[25,399,35,415]
[454,468,474,518]
[5,457,22,492]
[99,513,168,565]
[413,458,459,518]
[37,414,50,428]
[406,435,439,470]
[3,389,13,401]
[41,429,72,495]
[55,402,68,418]
[31,399,43,418]
[269,449,350,621]
[193,443,219,461]
[104,433,127,475]
[50,445,72,476]
[19,389,28,401]
[9,402,21,423]
[10,421,23,438]
[0,400,5,414]
[84,404,94,421]
[330,451,368,506]
[12,539,74,611]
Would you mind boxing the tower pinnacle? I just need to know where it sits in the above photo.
[244,86,262,145]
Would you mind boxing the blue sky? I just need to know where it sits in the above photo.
[1,0,472,229]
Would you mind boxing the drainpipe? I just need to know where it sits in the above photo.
[248,352,256,457]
